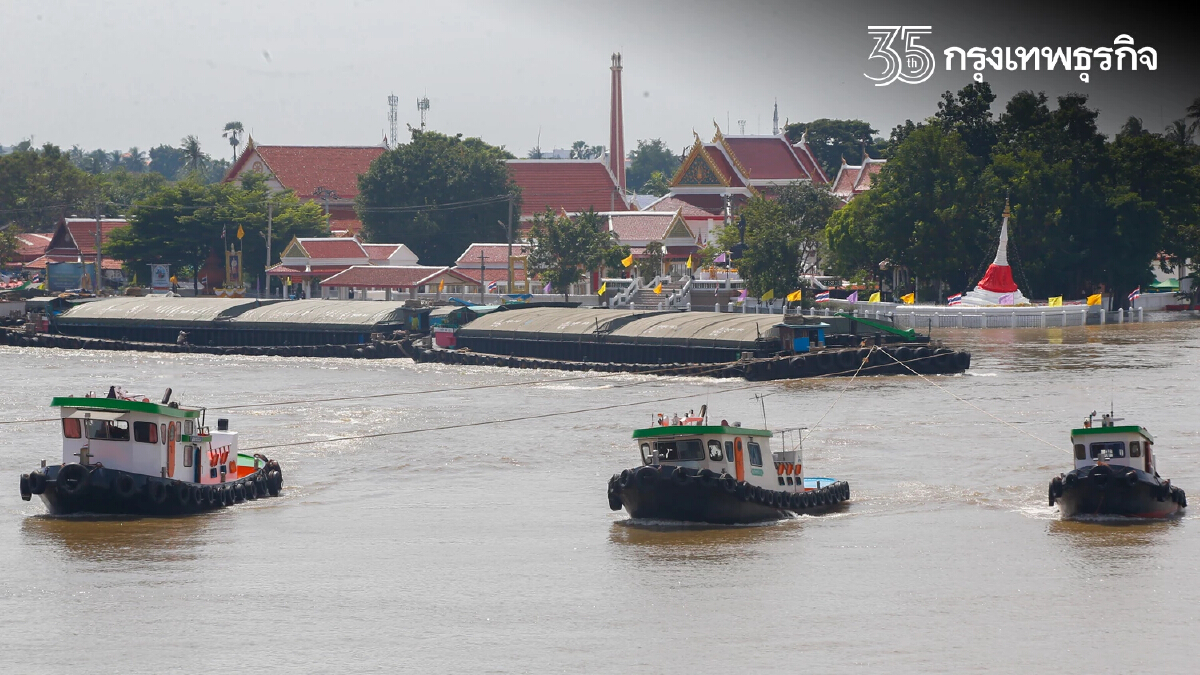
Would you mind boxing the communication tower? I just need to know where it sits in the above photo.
[416,95,430,131]
[387,94,399,148]
[737,119,746,134]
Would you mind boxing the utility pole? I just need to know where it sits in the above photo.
[507,194,514,291]
[479,249,486,305]
[266,200,273,298]
[94,204,102,295]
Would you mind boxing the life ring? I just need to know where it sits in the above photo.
[56,463,90,497]
[27,471,47,495]
[146,480,167,505]
[113,473,138,500]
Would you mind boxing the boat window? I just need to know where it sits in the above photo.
[1073,444,1085,460]
[134,421,158,444]
[62,418,82,439]
[84,419,130,441]
[160,423,166,445]
[724,441,734,461]
[184,420,194,436]
[1129,441,1141,457]
[708,440,723,461]
[655,440,704,461]
[640,443,652,465]
[1090,441,1125,459]
[747,441,763,467]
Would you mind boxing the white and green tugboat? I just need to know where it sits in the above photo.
[18,386,283,515]
[608,407,850,524]
[1049,412,1186,519]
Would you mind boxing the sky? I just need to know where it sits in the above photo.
[2,0,1197,159]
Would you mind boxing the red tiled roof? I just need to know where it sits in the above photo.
[665,194,729,215]
[227,145,385,200]
[265,264,352,277]
[330,218,363,235]
[455,242,531,267]
[607,213,679,242]
[644,196,719,218]
[856,160,884,191]
[702,145,744,187]
[43,219,128,258]
[15,233,52,261]
[453,267,528,283]
[296,238,368,259]
[362,244,400,261]
[24,254,123,271]
[507,160,628,217]
[832,165,862,196]
[320,265,477,288]
[724,137,806,181]
[792,142,828,183]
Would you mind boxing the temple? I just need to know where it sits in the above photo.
[960,199,1029,306]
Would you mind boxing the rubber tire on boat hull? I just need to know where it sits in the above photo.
[613,470,851,524]
[27,464,282,516]
[1056,467,1184,519]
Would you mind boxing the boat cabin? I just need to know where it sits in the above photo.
[633,413,833,492]
[52,388,252,485]
[1070,413,1157,476]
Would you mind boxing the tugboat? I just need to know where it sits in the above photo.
[1049,411,1186,519]
[18,386,284,515]
[607,406,850,524]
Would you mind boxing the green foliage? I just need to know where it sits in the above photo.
[570,141,604,160]
[636,241,664,283]
[640,171,671,197]
[98,170,168,215]
[0,225,18,267]
[626,139,680,189]
[720,182,839,297]
[784,119,881,179]
[148,145,187,179]
[525,208,613,297]
[933,81,998,160]
[0,143,97,232]
[105,173,327,291]
[357,129,518,266]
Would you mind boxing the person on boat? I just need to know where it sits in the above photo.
[671,413,681,426]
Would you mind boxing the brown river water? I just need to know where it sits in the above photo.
[2,319,1199,673]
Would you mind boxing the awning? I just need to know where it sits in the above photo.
[66,410,128,420]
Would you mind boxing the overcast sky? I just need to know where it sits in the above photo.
[3,0,1196,159]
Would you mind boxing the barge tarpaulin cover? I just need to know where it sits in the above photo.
[454,307,782,363]
[53,297,412,345]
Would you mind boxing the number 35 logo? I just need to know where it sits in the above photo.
[865,26,935,86]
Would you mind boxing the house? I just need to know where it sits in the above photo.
[453,242,530,294]
[24,218,128,291]
[831,156,886,202]
[319,265,481,300]
[223,140,386,236]
[604,210,697,278]
[265,236,419,298]
[7,232,52,268]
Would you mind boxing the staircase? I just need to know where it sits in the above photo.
[630,278,686,310]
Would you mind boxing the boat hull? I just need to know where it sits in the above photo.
[1052,466,1185,519]
[609,466,849,525]
[19,462,282,516]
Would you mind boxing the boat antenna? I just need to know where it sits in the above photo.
[754,393,768,430]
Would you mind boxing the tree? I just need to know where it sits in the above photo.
[1187,96,1200,139]
[526,146,544,159]
[626,139,680,189]
[784,119,880,178]
[0,143,97,232]
[1164,120,1195,149]
[1119,116,1149,139]
[223,122,244,161]
[0,225,18,268]
[640,170,671,197]
[357,129,517,266]
[525,208,613,299]
[570,140,604,160]
[148,144,186,179]
[722,182,840,297]
[181,135,204,174]
[933,81,998,160]
[636,241,664,284]
[98,170,167,215]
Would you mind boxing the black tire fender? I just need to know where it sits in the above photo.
[56,463,90,497]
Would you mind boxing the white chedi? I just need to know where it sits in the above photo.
[959,204,1028,306]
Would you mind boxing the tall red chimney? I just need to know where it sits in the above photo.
[609,53,626,194]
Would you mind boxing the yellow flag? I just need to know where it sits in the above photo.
[901,292,915,304]
[868,291,881,303]
[597,282,607,296]
[1048,296,1062,307]
[1087,293,1102,306]
[686,254,693,270]
[236,224,245,240]
[761,289,775,301]
[621,253,635,268]
[438,278,445,293]
[285,276,291,286]
[653,282,663,294]
[786,289,803,302]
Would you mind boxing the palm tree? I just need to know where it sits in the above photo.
[1187,96,1200,139]
[181,135,204,173]
[124,147,146,172]
[222,121,244,161]
[1164,119,1194,149]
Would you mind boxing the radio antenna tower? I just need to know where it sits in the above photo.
[416,95,430,131]
[387,93,398,148]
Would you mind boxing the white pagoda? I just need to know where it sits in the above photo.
[960,200,1029,306]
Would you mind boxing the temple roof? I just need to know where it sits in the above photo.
[832,157,886,200]
[506,159,628,217]
[455,242,531,267]
[224,142,386,200]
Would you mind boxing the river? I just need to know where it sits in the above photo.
[2,320,1198,673]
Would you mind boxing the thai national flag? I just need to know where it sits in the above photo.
[947,293,962,306]
[1128,286,1140,302]
[487,280,498,292]
[815,291,830,302]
